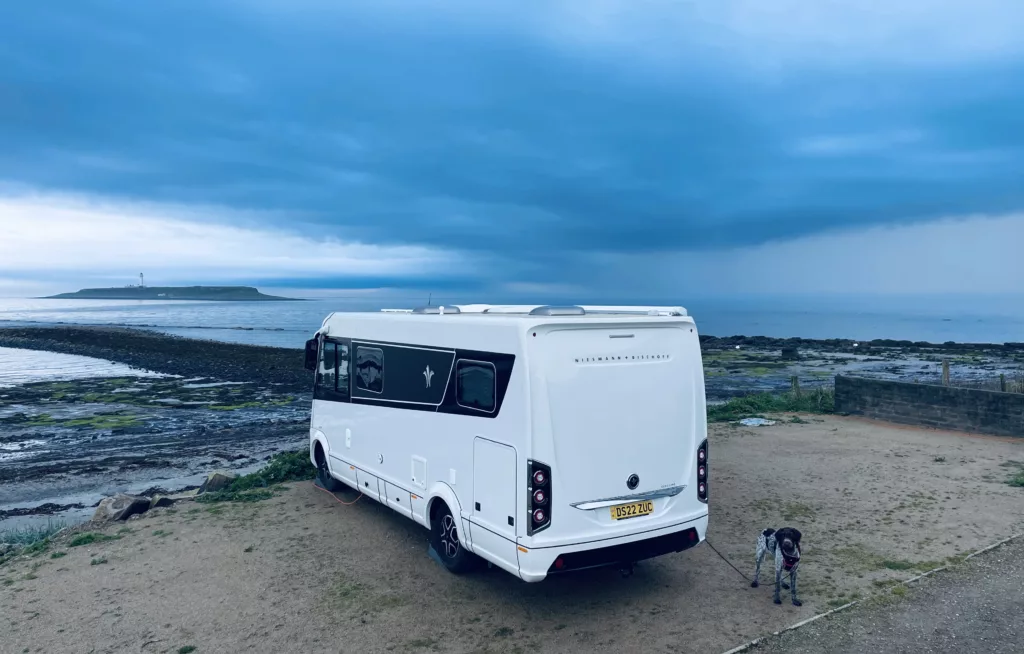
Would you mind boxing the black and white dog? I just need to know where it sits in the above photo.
[751,527,802,606]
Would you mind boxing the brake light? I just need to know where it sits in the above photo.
[528,459,552,535]
[697,439,708,503]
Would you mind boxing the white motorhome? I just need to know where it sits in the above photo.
[303,304,709,582]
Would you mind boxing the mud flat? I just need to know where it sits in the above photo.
[0,327,313,529]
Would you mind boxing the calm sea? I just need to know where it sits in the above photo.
[0,295,1022,349]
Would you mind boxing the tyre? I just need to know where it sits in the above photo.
[430,502,477,574]
[314,447,344,493]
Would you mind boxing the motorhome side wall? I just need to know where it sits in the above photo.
[310,315,531,576]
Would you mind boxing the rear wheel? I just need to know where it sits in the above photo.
[314,447,344,492]
[430,502,477,574]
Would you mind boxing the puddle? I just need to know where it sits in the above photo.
[0,346,168,386]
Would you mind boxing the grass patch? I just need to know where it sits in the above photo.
[50,551,67,559]
[152,530,172,537]
[327,573,406,614]
[196,449,314,503]
[832,547,940,575]
[0,519,66,549]
[196,488,274,504]
[90,557,108,565]
[707,388,834,423]
[890,585,907,597]
[781,502,816,521]
[1007,471,1024,488]
[178,646,197,654]
[68,532,119,547]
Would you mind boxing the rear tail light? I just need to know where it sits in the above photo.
[528,459,552,535]
[697,439,708,504]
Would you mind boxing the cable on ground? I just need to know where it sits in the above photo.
[313,479,363,506]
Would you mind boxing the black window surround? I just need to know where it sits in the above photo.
[455,359,497,413]
[312,337,515,418]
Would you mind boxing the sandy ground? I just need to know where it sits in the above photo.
[2,415,1023,654]
[754,536,1024,653]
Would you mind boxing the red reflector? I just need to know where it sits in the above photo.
[689,530,697,541]
[554,557,565,570]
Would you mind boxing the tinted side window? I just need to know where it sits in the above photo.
[456,360,495,412]
[355,346,383,394]
[315,338,350,401]
[318,340,337,392]
[336,342,350,399]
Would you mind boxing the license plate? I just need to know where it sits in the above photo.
[609,500,654,521]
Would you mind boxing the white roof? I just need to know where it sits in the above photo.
[316,304,694,340]
[387,304,687,316]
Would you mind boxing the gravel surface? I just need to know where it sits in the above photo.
[753,536,1024,653]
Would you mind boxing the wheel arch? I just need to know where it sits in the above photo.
[310,430,329,468]
[425,482,469,548]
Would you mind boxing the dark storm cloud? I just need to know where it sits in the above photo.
[2,0,1024,267]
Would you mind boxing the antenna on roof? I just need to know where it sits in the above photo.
[427,293,432,306]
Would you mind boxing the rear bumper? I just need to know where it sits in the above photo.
[517,513,707,582]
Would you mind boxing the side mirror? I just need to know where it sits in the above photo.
[304,338,318,371]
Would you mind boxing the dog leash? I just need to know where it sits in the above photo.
[705,538,753,583]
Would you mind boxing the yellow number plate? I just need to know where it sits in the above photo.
[609,500,654,521]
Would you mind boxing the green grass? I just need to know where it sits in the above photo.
[90,557,108,566]
[178,646,197,654]
[50,551,67,559]
[0,519,66,548]
[707,387,835,423]
[196,449,315,503]
[1008,471,1024,488]
[68,533,120,547]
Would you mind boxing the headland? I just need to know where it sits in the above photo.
[43,285,300,301]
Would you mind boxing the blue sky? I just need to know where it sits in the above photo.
[1,0,1023,299]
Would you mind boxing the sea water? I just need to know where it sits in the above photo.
[0,294,1022,348]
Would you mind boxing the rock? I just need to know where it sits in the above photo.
[92,493,151,522]
[198,471,237,494]
[168,489,199,501]
[0,543,14,556]
[149,495,175,509]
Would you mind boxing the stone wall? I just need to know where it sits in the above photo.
[834,375,1024,438]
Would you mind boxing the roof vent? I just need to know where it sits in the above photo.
[412,305,461,314]
[528,305,586,316]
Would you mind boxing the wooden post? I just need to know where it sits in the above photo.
[942,360,950,386]
[791,376,801,397]
[1000,374,1007,392]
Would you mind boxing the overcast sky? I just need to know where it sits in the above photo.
[1,0,1023,299]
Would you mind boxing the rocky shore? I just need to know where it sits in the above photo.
[2,325,1021,530]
